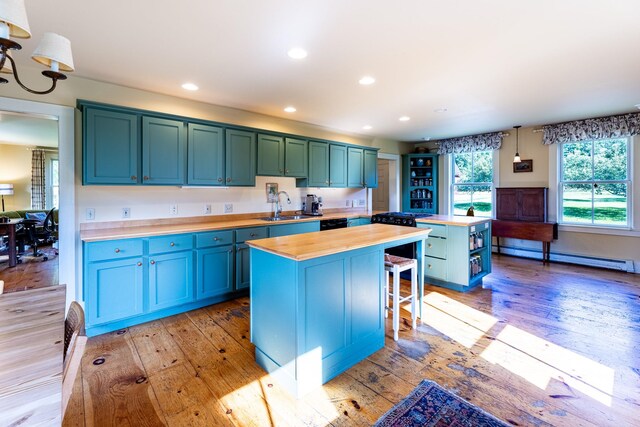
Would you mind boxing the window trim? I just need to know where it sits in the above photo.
[557,137,632,229]
[448,150,497,218]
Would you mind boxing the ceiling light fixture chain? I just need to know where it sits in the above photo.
[0,0,74,95]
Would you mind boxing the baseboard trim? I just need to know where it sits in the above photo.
[492,245,637,273]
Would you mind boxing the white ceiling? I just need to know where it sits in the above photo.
[12,0,640,141]
[0,111,58,147]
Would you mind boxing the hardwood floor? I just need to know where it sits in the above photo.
[0,245,58,293]
[63,255,640,426]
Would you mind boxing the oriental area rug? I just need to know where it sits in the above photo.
[374,380,510,427]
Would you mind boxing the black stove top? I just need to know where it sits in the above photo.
[371,212,432,227]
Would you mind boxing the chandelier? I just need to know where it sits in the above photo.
[0,0,74,95]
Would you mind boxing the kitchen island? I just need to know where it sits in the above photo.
[247,224,431,397]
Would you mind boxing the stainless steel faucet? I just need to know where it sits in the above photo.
[274,191,291,218]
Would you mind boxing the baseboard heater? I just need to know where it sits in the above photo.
[491,244,636,273]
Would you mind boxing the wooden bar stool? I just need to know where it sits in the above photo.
[384,253,418,341]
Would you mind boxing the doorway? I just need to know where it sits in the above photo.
[372,153,400,212]
[0,97,75,309]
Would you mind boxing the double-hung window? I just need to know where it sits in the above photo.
[559,137,631,227]
[451,150,493,217]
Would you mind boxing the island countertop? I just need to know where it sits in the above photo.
[416,215,491,226]
[246,223,431,261]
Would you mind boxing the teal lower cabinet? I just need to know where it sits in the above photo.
[235,226,268,291]
[148,251,194,311]
[268,221,319,237]
[86,256,144,326]
[417,219,491,291]
[347,217,371,227]
[250,246,384,397]
[196,246,234,299]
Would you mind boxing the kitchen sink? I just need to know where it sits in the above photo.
[260,215,304,221]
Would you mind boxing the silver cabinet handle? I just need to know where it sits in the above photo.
[150,260,156,265]
[114,248,120,253]
[428,243,432,248]
[137,262,142,266]
[143,176,149,181]
[170,242,175,247]
[217,177,223,182]
[279,169,283,173]
[131,175,137,181]
[226,177,232,182]
[213,237,219,241]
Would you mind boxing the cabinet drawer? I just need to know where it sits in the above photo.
[86,239,143,262]
[424,256,447,281]
[419,223,446,238]
[148,234,193,254]
[236,226,268,243]
[425,237,447,259]
[196,230,233,248]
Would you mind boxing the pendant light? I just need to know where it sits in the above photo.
[513,125,522,163]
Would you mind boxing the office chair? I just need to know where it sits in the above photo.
[20,208,57,261]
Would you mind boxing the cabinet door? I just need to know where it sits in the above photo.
[257,134,284,176]
[284,138,308,177]
[329,144,347,187]
[496,188,518,220]
[86,257,144,326]
[308,141,329,187]
[148,251,194,311]
[142,117,186,185]
[364,149,378,188]
[235,243,251,290]
[269,221,320,237]
[519,188,547,222]
[226,129,256,186]
[187,123,224,185]
[84,108,139,185]
[197,245,233,299]
[347,147,364,188]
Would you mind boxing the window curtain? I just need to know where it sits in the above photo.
[437,132,502,154]
[31,149,46,209]
[542,112,640,145]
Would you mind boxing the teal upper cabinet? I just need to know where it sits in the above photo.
[84,108,139,185]
[329,144,347,187]
[284,138,307,177]
[308,141,330,187]
[347,147,364,188]
[257,135,307,178]
[187,123,225,186]
[226,129,256,186]
[364,149,378,188]
[142,117,186,185]
[402,153,438,213]
[257,134,284,176]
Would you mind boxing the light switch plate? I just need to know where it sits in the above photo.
[204,204,212,214]
[122,207,130,218]
[170,204,178,215]
[224,203,233,214]
[86,208,95,220]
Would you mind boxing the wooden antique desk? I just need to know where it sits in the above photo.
[0,218,23,267]
[493,187,558,264]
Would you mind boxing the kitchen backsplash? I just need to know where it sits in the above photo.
[77,176,368,222]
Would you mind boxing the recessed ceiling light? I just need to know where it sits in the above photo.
[358,76,376,85]
[434,107,448,113]
[635,103,640,110]
[284,106,297,113]
[181,83,199,91]
[287,48,308,59]
[399,116,410,122]
[362,125,372,130]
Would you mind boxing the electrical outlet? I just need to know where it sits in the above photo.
[358,199,366,207]
[86,208,95,220]
[170,204,178,215]
[122,207,131,218]
[346,199,352,207]
[224,203,233,214]
[204,204,212,214]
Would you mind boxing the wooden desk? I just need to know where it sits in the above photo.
[492,220,558,264]
[0,218,22,267]
[0,286,65,425]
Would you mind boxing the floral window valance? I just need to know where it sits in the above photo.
[542,112,640,145]
[437,132,502,154]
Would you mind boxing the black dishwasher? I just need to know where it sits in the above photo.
[320,218,348,230]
